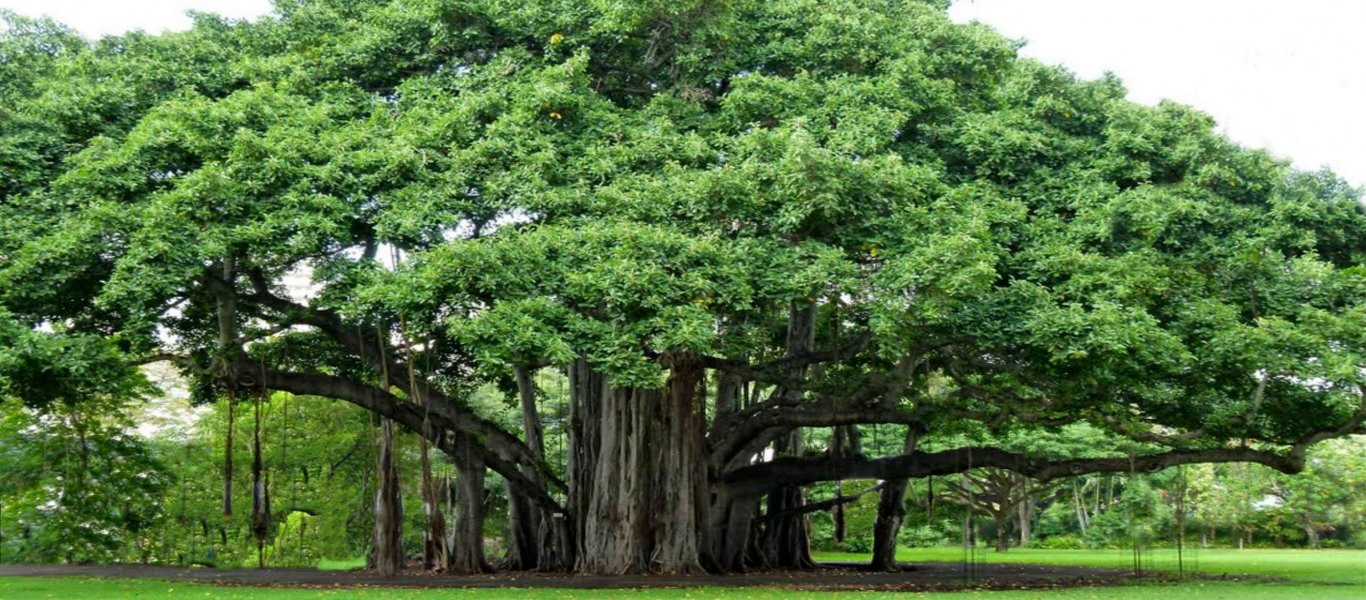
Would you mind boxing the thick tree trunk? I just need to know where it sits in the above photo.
[536,510,575,572]
[760,487,815,569]
[759,431,815,570]
[370,417,404,576]
[871,478,908,571]
[505,494,535,569]
[567,359,602,570]
[653,357,708,573]
[755,303,819,570]
[716,375,741,416]
[871,427,917,571]
[448,433,491,574]
[570,357,707,574]
[504,366,544,571]
[1018,495,1032,548]
[576,384,649,574]
[705,486,758,573]
[418,437,449,571]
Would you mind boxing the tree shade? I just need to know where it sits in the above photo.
[1,0,1363,575]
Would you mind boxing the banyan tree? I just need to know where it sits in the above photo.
[2,0,1364,576]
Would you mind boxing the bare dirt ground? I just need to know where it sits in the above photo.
[0,561,1163,592]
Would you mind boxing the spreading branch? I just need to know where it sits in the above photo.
[225,361,566,514]
[724,445,1306,498]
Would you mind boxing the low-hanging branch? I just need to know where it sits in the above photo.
[709,405,928,470]
[694,331,874,388]
[723,445,1308,498]
[212,271,568,495]
[223,361,567,514]
[708,351,938,467]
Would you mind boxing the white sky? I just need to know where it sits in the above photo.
[949,0,1366,188]
[2,0,1363,187]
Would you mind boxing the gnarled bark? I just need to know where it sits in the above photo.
[871,478,908,571]
[566,359,602,571]
[570,357,707,574]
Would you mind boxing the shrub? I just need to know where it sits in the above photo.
[1034,534,1086,550]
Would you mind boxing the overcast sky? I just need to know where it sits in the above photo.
[3,0,1363,187]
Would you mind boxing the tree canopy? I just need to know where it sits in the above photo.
[1,0,1363,575]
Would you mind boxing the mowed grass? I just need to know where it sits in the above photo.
[0,577,1362,600]
[315,557,367,571]
[813,547,1366,585]
[1,548,1362,599]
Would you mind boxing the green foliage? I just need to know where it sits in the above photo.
[0,309,153,412]
[1032,534,1085,550]
[4,0,1359,425]
[0,398,169,563]
[148,393,420,568]
[809,480,879,553]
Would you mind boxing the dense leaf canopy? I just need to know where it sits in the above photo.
[1,0,1364,553]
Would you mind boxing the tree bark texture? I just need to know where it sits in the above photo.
[704,486,758,573]
[1018,489,1032,548]
[370,417,404,576]
[448,432,491,574]
[871,478,908,571]
[871,426,918,571]
[505,365,548,570]
[569,357,707,574]
[751,303,819,570]
[758,430,816,570]
[419,437,449,571]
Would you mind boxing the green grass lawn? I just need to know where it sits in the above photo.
[1,548,1362,599]
[813,547,1366,585]
[0,577,1362,600]
[315,557,367,571]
